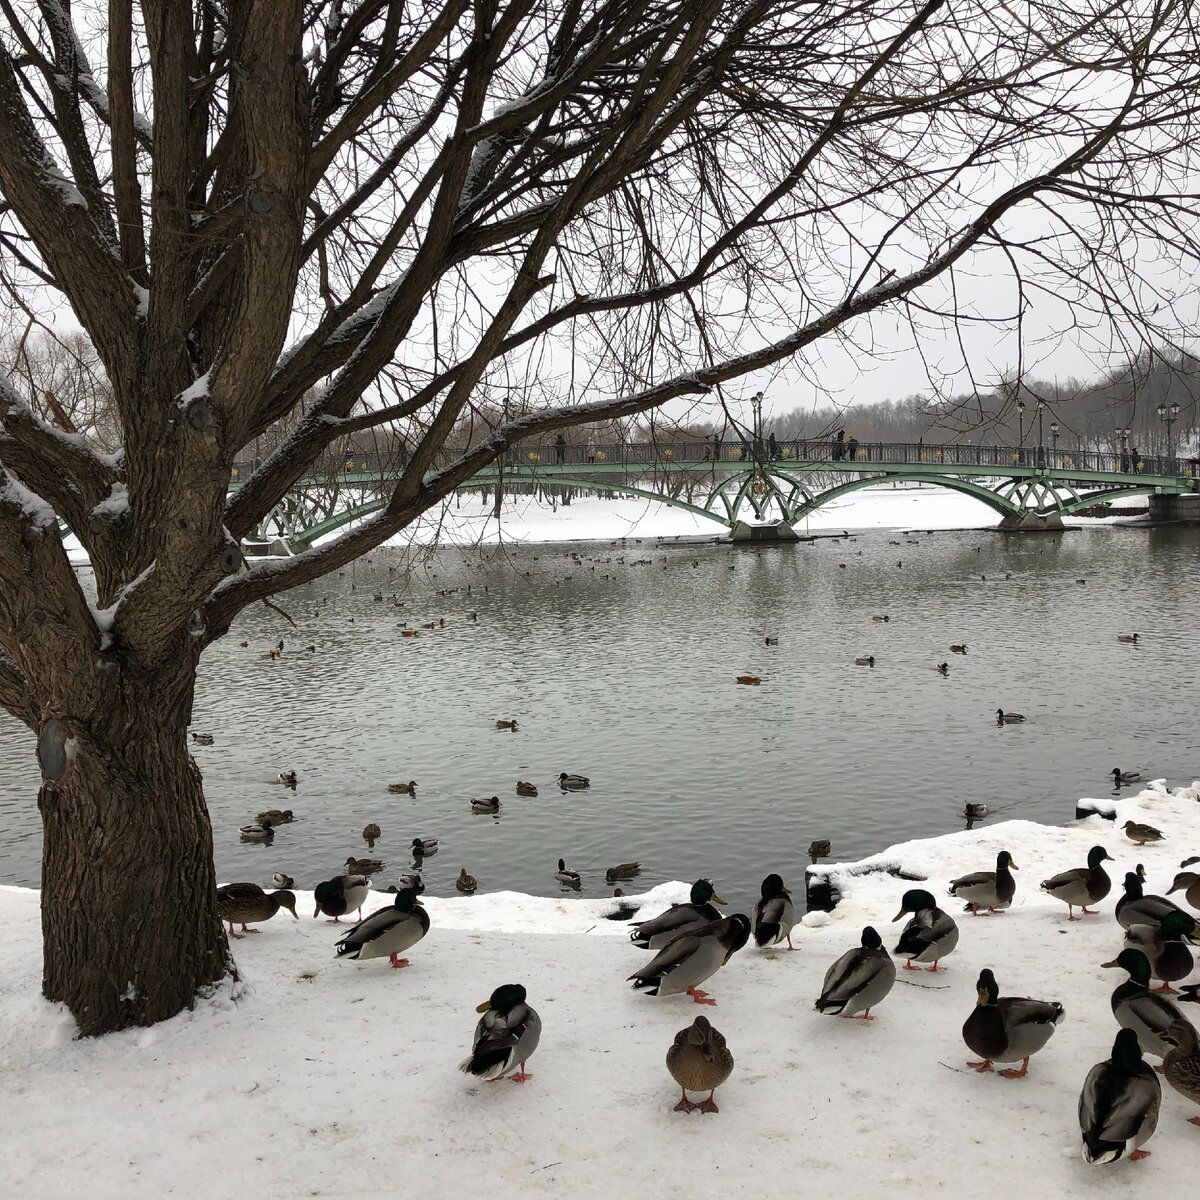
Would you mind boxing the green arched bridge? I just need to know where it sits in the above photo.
[231,439,1198,547]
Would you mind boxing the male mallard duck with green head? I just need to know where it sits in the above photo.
[962,968,1063,1077]
[630,879,726,949]
[628,914,751,1005]
[814,927,896,1020]
[949,850,1017,916]
[1116,870,1189,931]
[892,888,960,972]
[751,873,795,951]
[1078,1027,1160,1163]
[1040,845,1113,920]
[459,984,541,1083]
[334,887,428,969]
[1102,948,1197,1058]
[313,874,371,923]
[1124,910,1197,994]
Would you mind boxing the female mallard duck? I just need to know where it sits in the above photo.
[387,781,417,795]
[470,796,501,813]
[216,883,298,938]
[1040,845,1113,920]
[736,674,761,685]
[962,968,1064,1077]
[411,837,438,856]
[313,874,371,923]
[268,639,284,659]
[1123,910,1198,995]
[1113,768,1142,784]
[1124,820,1164,846]
[555,858,581,888]
[362,823,381,845]
[630,879,726,949]
[814,926,897,1020]
[808,839,831,858]
[516,781,538,797]
[191,732,214,745]
[1102,948,1197,1058]
[255,808,294,825]
[558,772,590,789]
[270,872,295,889]
[950,643,967,653]
[334,887,429,969]
[606,862,641,882]
[751,873,795,951]
[239,819,274,841]
[853,656,875,667]
[495,719,519,731]
[996,709,1025,724]
[1168,871,1200,911]
[344,856,383,875]
[1079,1028,1161,1164]
[456,867,478,894]
[892,889,959,972]
[666,1015,734,1113]
[1163,1006,1200,1127]
[949,850,1018,915]
[459,984,541,1083]
[1114,868,1190,931]
[277,770,298,788]
[628,913,751,1005]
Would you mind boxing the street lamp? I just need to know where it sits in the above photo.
[1036,401,1045,448]
[751,391,763,444]
[1157,401,1181,461]
[1017,399,1025,446]
[1117,426,1131,470]
[1050,421,1059,457]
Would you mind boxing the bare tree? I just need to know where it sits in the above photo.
[1,1,1198,1033]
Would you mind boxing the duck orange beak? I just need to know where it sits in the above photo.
[891,910,906,922]
[476,1000,492,1013]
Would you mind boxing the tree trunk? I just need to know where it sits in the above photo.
[37,679,232,1037]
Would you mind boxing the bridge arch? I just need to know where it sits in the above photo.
[791,472,1021,521]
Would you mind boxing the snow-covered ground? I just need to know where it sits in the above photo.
[2,781,1198,1198]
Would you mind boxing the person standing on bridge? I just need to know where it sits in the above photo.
[1130,446,1141,473]
[586,438,596,464]
[555,433,566,464]
[768,431,778,460]
[833,429,845,461]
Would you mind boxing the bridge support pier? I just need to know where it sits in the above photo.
[728,520,800,543]
[1148,492,1200,524]
[998,510,1064,532]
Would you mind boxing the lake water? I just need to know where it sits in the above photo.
[1,520,1197,904]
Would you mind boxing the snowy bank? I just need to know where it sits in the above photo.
[2,784,1200,1199]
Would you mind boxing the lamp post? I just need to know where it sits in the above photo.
[1158,401,1181,462]
[1017,399,1025,447]
[1050,421,1059,460]
[1117,426,1131,471]
[751,391,763,442]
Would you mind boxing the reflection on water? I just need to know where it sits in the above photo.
[1,524,1197,904]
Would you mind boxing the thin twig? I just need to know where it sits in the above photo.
[262,597,298,628]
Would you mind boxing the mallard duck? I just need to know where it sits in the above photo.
[362,823,381,844]
[814,926,897,1020]
[949,850,1018,915]
[964,802,988,819]
[1163,1006,1200,1127]
[1079,1027,1161,1163]
[459,984,541,1083]
[1104,949,1198,1057]
[393,872,424,894]
[239,820,274,841]
[268,639,284,659]
[628,913,751,1005]
[344,856,383,875]
[1117,633,1140,644]
[558,772,590,789]
[751,873,795,951]
[1040,845,1113,920]
[255,808,294,825]
[495,719,519,731]
[950,643,967,654]
[1115,869,1191,932]
[962,968,1064,1077]
[456,867,478,894]
[606,862,641,882]
[764,636,779,646]
[892,889,959,972]
[854,656,875,667]
[935,662,949,675]
[470,796,501,813]
[1124,911,1198,994]
[996,708,1025,724]
[270,872,295,889]
[735,674,761,685]
[387,781,417,795]
[666,1015,733,1113]
[555,858,581,888]
[216,883,298,938]
[1181,857,1200,869]
[516,781,539,797]
[191,732,214,745]
[1113,768,1142,784]
[277,770,298,788]
[808,839,831,858]
[1168,871,1200,910]
[334,887,429,969]
[1124,820,1164,846]
[630,879,726,949]
[313,874,371,923]
[411,837,438,856]
[872,615,890,622]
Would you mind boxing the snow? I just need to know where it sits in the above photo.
[2,782,1199,1197]
[90,482,129,520]
[178,373,211,404]
[40,151,86,209]
[0,471,58,530]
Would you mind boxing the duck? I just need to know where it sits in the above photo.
[735,674,761,685]
[1123,911,1198,995]
[1167,871,1200,911]
[190,732,214,746]
[935,662,949,675]
[362,823,381,844]
[1162,1004,1200,1127]
[1115,869,1190,931]
[814,926,897,1020]
[628,913,751,1005]
[270,872,295,889]
[962,968,1064,1077]
[950,643,967,654]
[666,1015,734,1113]
[871,614,890,622]
[277,770,298,789]
[751,873,796,951]
[892,888,959,972]
[268,639,284,659]
[854,656,875,667]
[516,781,539,797]
[255,808,294,825]
[1103,948,1198,1058]
[470,796,501,813]
[630,879,726,949]
[1113,768,1142,784]
[334,887,429,969]
[1123,820,1164,846]
[313,874,371,923]
[764,636,779,646]
[1078,1028,1161,1164]
[387,781,417,795]
[808,839,831,858]
[391,872,424,894]
[216,883,298,939]
[495,719,519,731]
[948,850,1018,915]
[1117,633,1140,644]
[456,867,478,894]
[411,837,439,856]
[555,858,581,888]
[606,862,641,882]
[344,856,383,874]
[558,772,590,789]
[459,983,541,1083]
[996,708,1025,724]
[239,820,274,841]
[1040,845,1113,920]
[964,802,988,819]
